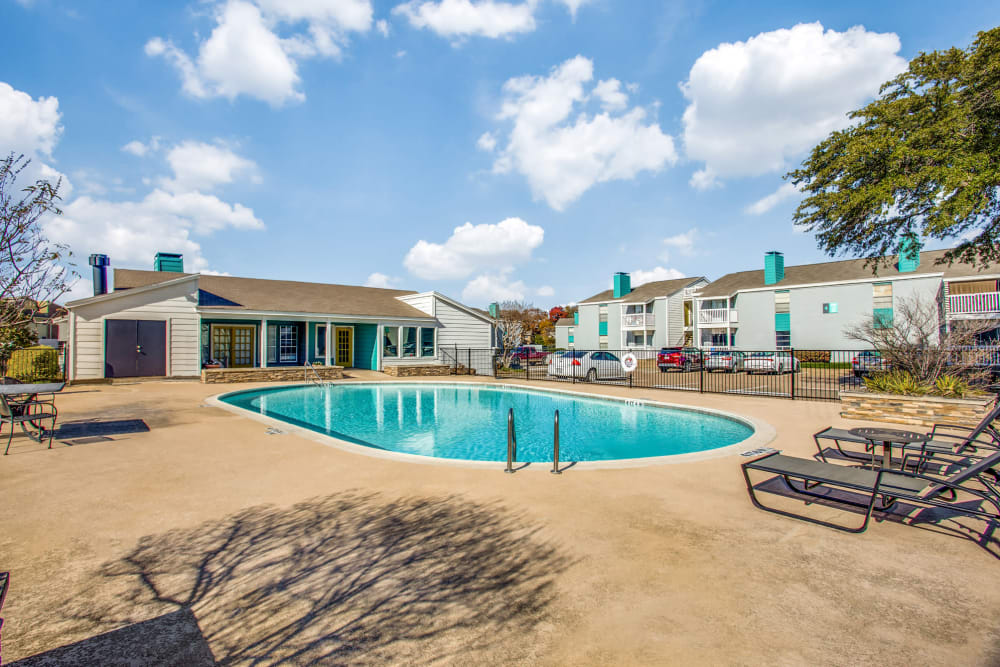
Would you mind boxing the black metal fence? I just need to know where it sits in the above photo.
[0,346,67,383]
[438,347,998,403]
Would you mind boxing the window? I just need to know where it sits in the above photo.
[646,334,654,346]
[599,305,608,322]
[873,282,893,328]
[383,326,398,357]
[278,325,298,363]
[599,334,608,350]
[822,303,838,314]
[776,331,791,348]
[774,290,790,314]
[420,328,435,357]
[401,327,418,357]
[316,325,327,357]
[267,325,277,363]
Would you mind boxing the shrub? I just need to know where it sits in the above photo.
[863,370,930,396]
[7,345,61,381]
[794,350,830,363]
[933,374,975,398]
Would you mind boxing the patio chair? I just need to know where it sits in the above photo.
[1,393,57,455]
[814,401,1000,465]
[741,448,1000,533]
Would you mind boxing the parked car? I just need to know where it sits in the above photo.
[851,350,889,378]
[657,347,703,372]
[510,345,548,366]
[548,350,624,381]
[704,351,746,373]
[743,351,800,374]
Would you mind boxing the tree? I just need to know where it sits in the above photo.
[536,319,555,347]
[788,27,1000,270]
[0,153,74,328]
[844,294,996,384]
[548,306,567,323]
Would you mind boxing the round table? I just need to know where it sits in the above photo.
[848,427,927,470]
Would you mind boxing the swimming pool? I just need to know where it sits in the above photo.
[217,382,764,465]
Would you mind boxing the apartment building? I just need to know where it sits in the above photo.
[696,246,1000,350]
[555,273,709,350]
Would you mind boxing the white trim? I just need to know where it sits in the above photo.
[199,308,434,323]
[67,274,199,307]
[324,320,331,366]
[946,274,1000,283]
[697,271,946,300]
[260,319,267,368]
[165,318,172,376]
[68,310,76,382]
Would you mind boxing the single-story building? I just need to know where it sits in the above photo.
[64,253,495,381]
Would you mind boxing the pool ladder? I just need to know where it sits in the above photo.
[504,408,562,474]
[304,361,331,386]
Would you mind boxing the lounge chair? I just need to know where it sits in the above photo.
[1,393,57,455]
[741,449,1000,533]
[814,401,1000,465]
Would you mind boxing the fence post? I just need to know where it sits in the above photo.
[699,349,704,393]
[790,348,796,400]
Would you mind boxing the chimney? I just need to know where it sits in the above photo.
[764,251,784,285]
[898,235,921,273]
[488,302,499,318]
[88,254,109,296]
[613,272,631,298]
[154,252,184,272]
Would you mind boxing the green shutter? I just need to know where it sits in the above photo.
[598,321,608,336]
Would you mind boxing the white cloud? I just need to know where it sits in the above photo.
[0,81,62,157]
[745,182,801,215]
[660,228,698,261]
[404,217,544,280]
[536,285,554,297]
[44,189,264,274]
[556,0,589,17]
[365,272,399,288]
[681,22,907,186]
[376,18,389,36]
[162,141,259,192]
[395,49,407,58]
[629,267,684,287]
[461,271,528,304]
[393,0,536,40]
[121,136,161,157]
[688,167,719,191]
[476,131,497,152]
[147,0,373,106]
[592,78,627,111]
[488,56,677,210]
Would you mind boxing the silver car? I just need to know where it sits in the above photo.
[743,351,800,374]
[547,350,624,381]
[704,351,746,373]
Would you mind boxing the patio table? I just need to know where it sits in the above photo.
[848,427,926,470]
[0,382,64,442]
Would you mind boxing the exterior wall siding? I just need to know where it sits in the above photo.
[652,299,668,347]
[70,280,200,379]
[433,297,491,350]
[574,304,600,348]
[555,325,569,348]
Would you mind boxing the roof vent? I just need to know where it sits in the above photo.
[765,251,784,285]
[898,235,921,273]
[613,272,631,298]
[154,253,184,272]
[89,254,110,296]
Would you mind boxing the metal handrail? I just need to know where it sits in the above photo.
[304,360,329,386]
[505,407,517,473]
[551,409,561,474]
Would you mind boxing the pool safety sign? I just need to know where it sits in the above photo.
[621,353,638,373]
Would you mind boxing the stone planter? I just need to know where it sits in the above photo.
[202,365,344,384]
[382,364,476,377]
[840,390,996,429]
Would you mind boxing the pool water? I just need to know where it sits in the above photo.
[220,383,755,462]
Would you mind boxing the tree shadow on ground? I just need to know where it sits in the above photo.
[20,492,569,666]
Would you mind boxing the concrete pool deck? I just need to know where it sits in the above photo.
[2,373,999,665]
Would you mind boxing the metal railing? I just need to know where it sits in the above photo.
[622,313,656,328]
[948,292,1000,315]
[697,309,738,325]
[304,360,330,386]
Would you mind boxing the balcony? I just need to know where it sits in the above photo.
[948,292,1000,317]
[622,313,656,329]
[698,308,739,326]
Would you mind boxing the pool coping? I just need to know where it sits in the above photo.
[206,380,777,470]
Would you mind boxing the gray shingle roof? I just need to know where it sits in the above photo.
[579,277,705,304]
[555,318,574,326]
[697,249,1000,298]
[113,269,431,319]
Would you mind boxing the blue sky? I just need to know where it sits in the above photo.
[1,0,994,307]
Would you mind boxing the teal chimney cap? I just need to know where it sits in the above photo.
[764,251,784,285]
[154,252,184,272]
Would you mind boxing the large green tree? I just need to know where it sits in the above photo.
[788,26,1000,269]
